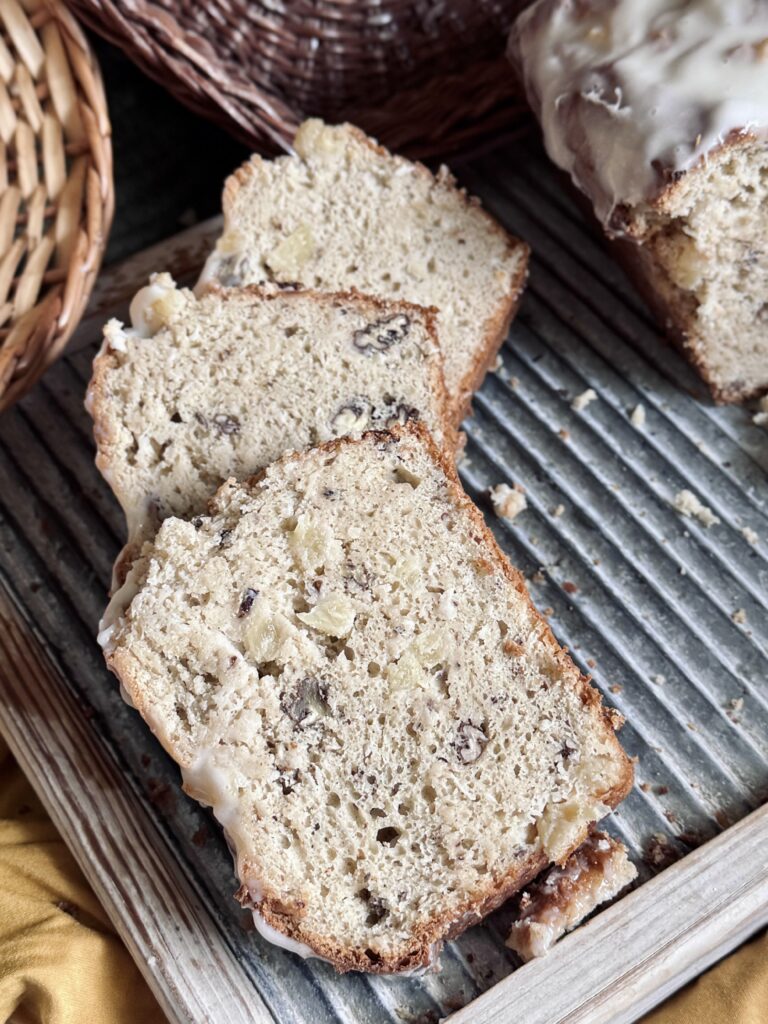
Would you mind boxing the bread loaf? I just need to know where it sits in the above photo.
[509,0,768,403]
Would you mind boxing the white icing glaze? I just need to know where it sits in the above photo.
[183,753,338,964]
[183,750,443,972]
[118,681,136,709]
[97,553,147,654]
[195,250,221,294]
[250,910,325,961]
[509,0,768,228]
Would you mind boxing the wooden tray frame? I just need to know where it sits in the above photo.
[1,222,767,1024]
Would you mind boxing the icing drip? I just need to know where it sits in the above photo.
[509,0,768,229]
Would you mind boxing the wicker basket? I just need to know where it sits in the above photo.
[0,0,112,413]
[64,0,528,159]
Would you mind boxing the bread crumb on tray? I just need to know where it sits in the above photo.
[630,404,646,428]
[490,483,527,521]
[571,388,597,412]
[753,395,768,427]
[673,489,720,527]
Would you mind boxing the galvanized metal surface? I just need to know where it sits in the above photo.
[0,137,766,1024]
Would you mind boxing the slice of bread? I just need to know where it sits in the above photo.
[198,119,530,422]
[87,276,454,552]
[100,423,633,974]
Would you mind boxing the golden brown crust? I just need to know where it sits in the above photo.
[451,240,530,424]
[241,846,551,973]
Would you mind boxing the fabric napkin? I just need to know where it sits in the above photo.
[0,738,163,1024]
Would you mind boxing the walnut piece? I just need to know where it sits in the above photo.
[280,677,329,728]
[353,314,410,354]
[331,399,372,435]
[213,414,241,436]
[237,588,258,617]
[385,403,420,428]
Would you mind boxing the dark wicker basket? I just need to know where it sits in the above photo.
[64,0,528,158]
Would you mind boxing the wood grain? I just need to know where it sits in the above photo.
[0,582,274,1024]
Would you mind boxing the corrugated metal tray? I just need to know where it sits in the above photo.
[0,136,766,1024]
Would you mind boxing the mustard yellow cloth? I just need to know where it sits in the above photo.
[0,738,163,1024]
[1,734,764,1024]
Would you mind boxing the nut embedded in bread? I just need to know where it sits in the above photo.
[198,119,530,422]
[100,423,633,974]
[86,275,454,551]
[509,0,768,403]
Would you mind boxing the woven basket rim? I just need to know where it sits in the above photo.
[0,0,113,413]
[64,0,527,160]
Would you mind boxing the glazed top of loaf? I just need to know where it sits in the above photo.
[509,0,768,230]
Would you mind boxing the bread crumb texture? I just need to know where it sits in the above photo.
[201,119,529,418]
[490,483,528,522]
[673,489,720,527]
[103,426,630,972]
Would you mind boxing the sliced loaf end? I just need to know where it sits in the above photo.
[615,136,768,403]
[101,422,632,973]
